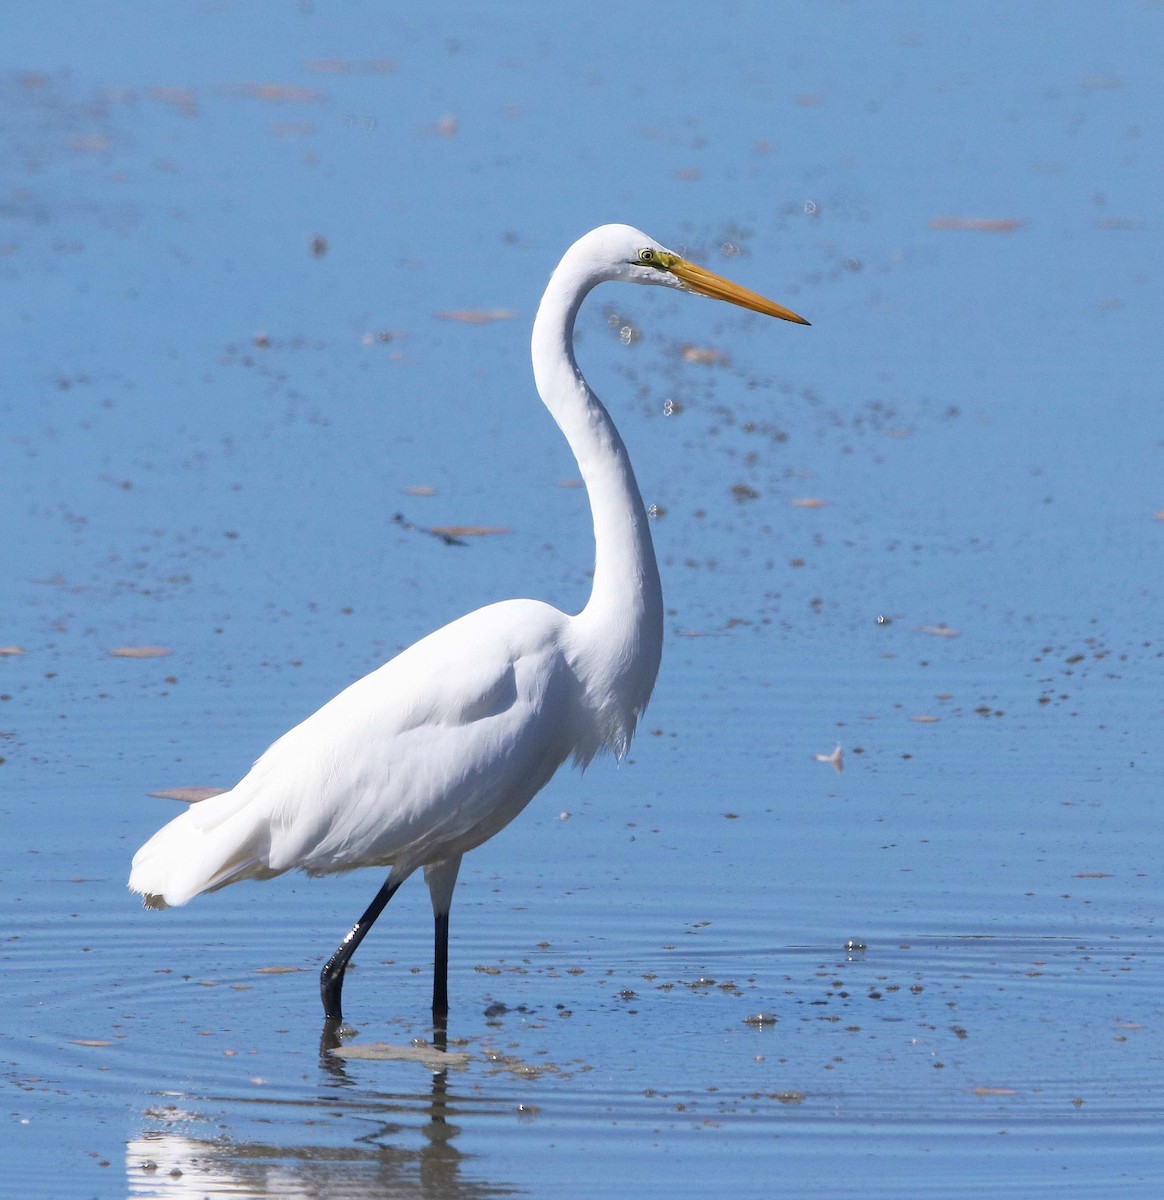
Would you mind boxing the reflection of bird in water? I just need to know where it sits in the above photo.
[125,1076,477,1199]
[128,225,808,1024]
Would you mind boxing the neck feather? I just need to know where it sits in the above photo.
[531,261,664,750]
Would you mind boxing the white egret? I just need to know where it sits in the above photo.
[129,224,808,1024]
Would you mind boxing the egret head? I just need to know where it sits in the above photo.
[574,224,810,325]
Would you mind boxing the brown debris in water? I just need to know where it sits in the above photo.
[224,82,325,103]
[150,786,228,803]
[429,525,509,538]
[930,217,1025,233]
[436,309,515,324]
[681,344,730,366]
[331,1042,471,1070]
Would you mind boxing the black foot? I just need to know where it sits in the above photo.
[320,961,345,1023]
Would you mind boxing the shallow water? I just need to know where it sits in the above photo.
[3,2,1162,1196]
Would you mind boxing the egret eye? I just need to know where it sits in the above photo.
[638,248,655,264]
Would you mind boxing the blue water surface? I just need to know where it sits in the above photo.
[2,2,1161,1197]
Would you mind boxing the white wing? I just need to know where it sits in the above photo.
[129,599,582,907]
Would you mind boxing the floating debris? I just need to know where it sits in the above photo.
[110,646,173,659]
[392,512,466,547]
[149,786,228,804]
[359,329,398,345]
[429,525,510,538]
[915,624,960,638]
[329,1041,471,1070]
[255,965,307,975]
[930,217,1025,233]
[479,1049,571,1080]
[0,646,24,656]
[814,744,844,773]
[224,82,325,104]
[789,497,828,508]
[437,308,516,324]
[743,1012,778,1026]
[402,484,436,497]
[681,344,730,366]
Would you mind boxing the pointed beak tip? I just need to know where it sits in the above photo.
[766,305,810,327]
[670,258,809,327]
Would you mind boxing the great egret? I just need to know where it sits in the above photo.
[129,224,808,1024]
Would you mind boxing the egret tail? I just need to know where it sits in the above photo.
[128,787,274,908]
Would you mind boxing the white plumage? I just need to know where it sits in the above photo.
[129,224,807,1023]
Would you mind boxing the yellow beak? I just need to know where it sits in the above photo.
[669,258,810,325]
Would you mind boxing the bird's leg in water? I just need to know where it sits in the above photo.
[433,909,450,1022]
[424,854,460,1030]
[320,874,401,1022]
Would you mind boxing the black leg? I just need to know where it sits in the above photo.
[320,874,400,1022]
[432,909,450,1020]
[423,856,461,1028]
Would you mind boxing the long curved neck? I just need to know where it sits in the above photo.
[531,261,664,736]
